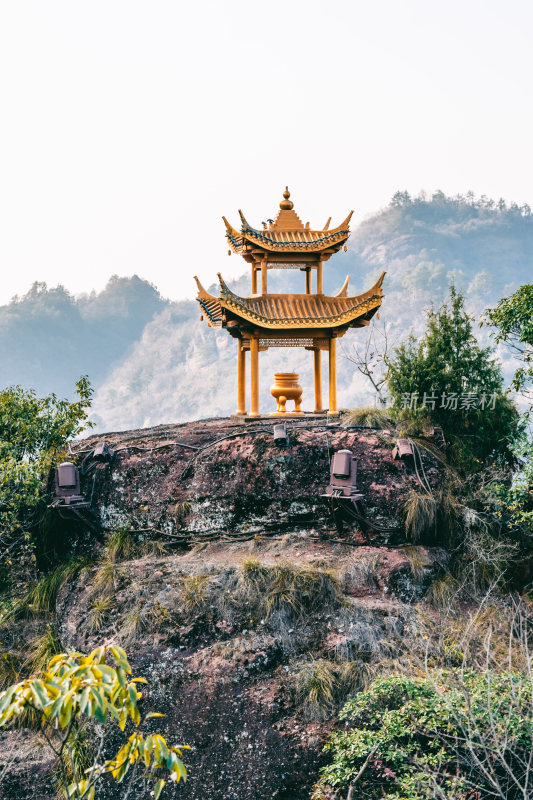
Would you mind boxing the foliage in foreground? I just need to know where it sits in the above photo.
[313,669,533,800]
[0,645,187,800]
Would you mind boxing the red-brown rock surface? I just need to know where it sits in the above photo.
[1,419,447,800]
[74,417,440,542]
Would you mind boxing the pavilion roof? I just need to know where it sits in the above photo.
[223,188,353,255]
[195,272,385,331]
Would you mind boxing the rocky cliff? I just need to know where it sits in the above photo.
[1,417,449,800]
[75,417,440,540]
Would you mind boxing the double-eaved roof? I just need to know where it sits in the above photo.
[195,272,385,330]
[195,187,386,336]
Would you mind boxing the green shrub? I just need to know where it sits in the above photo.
[314,669,533,800]
[0,646,188,800]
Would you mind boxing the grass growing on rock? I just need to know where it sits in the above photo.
[343,407,393,429]
[91,560,125,597]
[342,553,380,591]
[0,557,91,624]
[23,624,61,676]
[289,657,373,721]
[89,595,114,632]
[237,559,343,622]
[106,527,170,562]
[181,575,210,616]
[119,606,150,644]
[403,545,432,581]
[403,489,437,542]
[424,573,458,609]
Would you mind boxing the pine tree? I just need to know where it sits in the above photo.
[387,287,518,470]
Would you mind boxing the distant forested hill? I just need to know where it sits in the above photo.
[1,192,531,431]
[0,276,167,399]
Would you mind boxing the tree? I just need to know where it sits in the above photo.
[0,645,188,800]
[0,378,93,586]
[390,190,412,207]
[486,284,533,404]
[343,320,394,405]
[485,286,533,531]
[386,287,519,470]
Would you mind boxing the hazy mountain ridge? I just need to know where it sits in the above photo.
[1,192,530,430]
[0,275,167,398]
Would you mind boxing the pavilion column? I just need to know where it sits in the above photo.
[251,266,258,294]
[316,259,323,294]
[328,337,338,415]
[261,260,268,294]
[250,336,260,417]
[305,268,311,294]
[313,349,323,412]
[237,339,247,415]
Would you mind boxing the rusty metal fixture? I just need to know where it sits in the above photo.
[92,441,115,462]
[270,372,303,414]
[322,448,367,536]
[332,449,352,478]
[55,462,82,500]
[392,438,413,460]
[324,450,360,497]
[81,440,115,476]
[50,461,100,533]
[273,423,289,447]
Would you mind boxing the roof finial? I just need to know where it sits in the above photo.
[280,186,294,210]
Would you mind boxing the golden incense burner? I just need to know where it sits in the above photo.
[270,372,303,414]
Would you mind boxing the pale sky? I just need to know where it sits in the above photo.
[1,0,532,305]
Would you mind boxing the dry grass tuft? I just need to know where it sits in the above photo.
[89,596,114,632]
[402,546,432,581]
[23,625,61,676]
[181,575,210,616]
[394,410,433,437]
[92,560,126,598]
[119,606,149,644]
[106,527,170,562]
[240,561,343,621]
[343,554,380,591]
[216,561,343,634]
[424,574,458,609]
[290,657,373,721]
[403,489,437,542]
[343,407,393,430]
[173,501,192,526]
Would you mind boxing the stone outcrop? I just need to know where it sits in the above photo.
[75,417,440,542]
[1,418,447,800]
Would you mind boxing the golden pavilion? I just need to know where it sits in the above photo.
[194,188,385,417]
